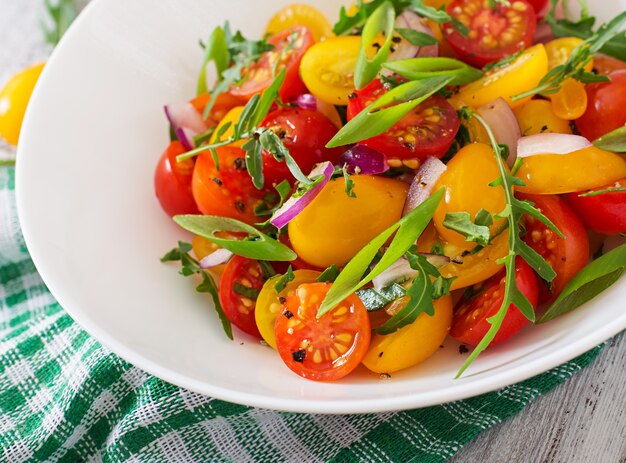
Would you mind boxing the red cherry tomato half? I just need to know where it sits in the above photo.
[443,0,537,68]
[567,179,626,235]
[451,258,538,347]
[274,282,371,381]
[260,107,342,185]
[154,141,199,217]
[347,79,460,161]
[219,256,268,338]
[192,146,273,224]
[576,70,626,141]
[519,194,589,303]
[592,55,626,76]
[525,0,549,17]
[231,26,312,102]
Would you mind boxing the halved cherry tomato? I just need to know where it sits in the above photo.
[519,194,589,303]
[259,107,342,185]
[192,146,272,224]
[154,141,199,217]
[526,0,549,17]
[265,4,333,42]
[191,92,244,125]
[210,106,245,147]
[567,179,626,235]
[347,79,460,161]
[274,282,371,381]
[255,269,321,349]
[231,26,312,102]
[576,70,626,141]
[443,0,537,68]
[592,54,626,76]
[219,256,269,338]
[451,258,538,347]
[513,99,571,135]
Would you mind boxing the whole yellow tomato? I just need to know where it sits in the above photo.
[265,4,333,42]
[288,175,408,268]
[0,63,45,146]
[513,100,571,135]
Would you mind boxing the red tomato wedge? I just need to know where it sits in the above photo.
[231,26,312,102]
[274,282,371,381]
[567,179,626,235]
[347,79,460,162]
[451,258,538,347]
[219,256,268,338]
[443,0,537,68]
[519,194,589,303]
[154,141,199,217]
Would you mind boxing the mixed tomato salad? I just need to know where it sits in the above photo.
[156,0,626,382]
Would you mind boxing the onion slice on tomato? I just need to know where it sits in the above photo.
[477,97,521,166]
[391,10,439,61]
[403,156,447,215]
[293,94,343,128]
[164,101,208,151]
[517,133,592,158]
[372,253,451,291]
[270,161,335,229]
[199,248,233,269]
[339,145,389,175]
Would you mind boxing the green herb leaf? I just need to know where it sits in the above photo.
[356,283,407,312]
[396,28,439,46]
[316,265,341,283]
[408,0,451,23]
[274,266,295,293]
[539,244,626,323]
[383,57,482,85]
[197,26,229,95]
[242,138,264,189]
[317,188,444,316]
[342,164,357,198]
[578,185,626,197]
[443,211,492,246]
[173,215,297,261]
[196,271,233,339]
[42,0,76,45]
[326,75,454,148]
[430,241,444,256]
[251,68,286,128]
[593,126,626,153]
[432,275,456,299]
[354,1,396,89]
[255,180,292,218]
[259,261,277,279]
[233,282,261,300]
[258,130,311,184]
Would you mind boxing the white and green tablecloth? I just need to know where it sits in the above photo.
[0,165,603,462]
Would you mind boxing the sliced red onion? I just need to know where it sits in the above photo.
[270,161,334,229]
[294,94,317,111]
[403,156,447,215]
[517,134,592,158]
[372,253,451,290]
[419,253,452,268]
[164,101,208,150]
[174,127,196,151]
[293,94,342,128]
[340,145,389,175]
[199,248,233,269]
[477,97,521,167]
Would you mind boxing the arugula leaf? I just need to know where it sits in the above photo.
[538,244,626,323]
[593,126,626,153]
[355,1,396,89]
[197,26,229,95]
[255,180,292,219]
[274,266,295,293]
[326,75,454,148]
[396,28,439,46]
[342,164,357,198]
[356,283,408,312]
[258,130,311,184]
[317,188,444,316]
[242,138,264,189]
[408,0,450,24]
[173,215,297,261]
[196,272,233,339]
[383,57,482,85]
[42,0,76,45]
[443,211,492,246]
[316,265,341,283]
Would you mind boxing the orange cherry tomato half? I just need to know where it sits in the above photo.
[154,141,199,217]
[519,194,589,303]
[347,78,460,161]
[451,258,538,347]
[443,0,537,68]
[567,178,626,235]
[274,282,371,381]
[230,26,312,102]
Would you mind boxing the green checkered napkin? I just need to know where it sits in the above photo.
[0,165,602,463]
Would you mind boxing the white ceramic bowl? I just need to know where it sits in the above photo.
[17,0,626,413]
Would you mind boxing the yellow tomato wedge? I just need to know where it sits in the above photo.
[513,100,571,135]
[450,44,549,109]
[362,296,452,374]
[210,106,245,147]
[265,4,333,42]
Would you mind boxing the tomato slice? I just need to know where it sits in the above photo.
[576,70,626,141]
[567,179,626,235]
[219,256,271,338]
[192,146,273,224]
[259,107,343,185]
[519,194,589,303]
[231,26,312,102]
[154,141,199,217]
[347,79,460,162]
[443,0,537,68]
[451,258,538,347]
[274,282,371,381]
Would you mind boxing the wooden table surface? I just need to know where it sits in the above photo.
[1,1,624,462]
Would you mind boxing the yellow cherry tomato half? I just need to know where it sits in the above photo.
[516,146,626,194]
[299,36,361,105]
[265,4,333,42]
[432,143,507,249]
[191,235,226,278]
[513,99,571,135]
[450,44,549,109]
[255,269,321,349]
[0,63,45,146]
[362,295,452,374]
[210,106,245,147]
[289,175,408,268]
